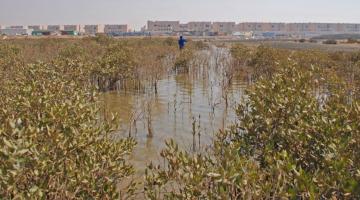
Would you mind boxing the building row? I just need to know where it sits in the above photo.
[147,21,236,35]
[0,24,128,36]
[238,23,360,34]
[147,21,360,36]
[2,21,360,37]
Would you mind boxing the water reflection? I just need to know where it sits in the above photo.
[100,47,249,174]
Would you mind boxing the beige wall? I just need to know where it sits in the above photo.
[187,22,211,32]
[238,23,266,32]
[212,22,236,34]
[147,21,180,32]
[104,24,128,33]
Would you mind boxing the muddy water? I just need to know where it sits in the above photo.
[101,47,250,174]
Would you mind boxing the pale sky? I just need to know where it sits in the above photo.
[1,0,359,30]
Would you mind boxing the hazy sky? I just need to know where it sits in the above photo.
[1,0,360,30]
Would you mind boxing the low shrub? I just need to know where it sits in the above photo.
[0,62,137,199]
[323,39,337,45]
[347,38,358,44]
[145,66,360,199]
[299,39,306,43]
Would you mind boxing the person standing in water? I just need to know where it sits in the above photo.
[178,36,187,50]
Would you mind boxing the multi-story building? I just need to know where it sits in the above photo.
[286,23,307,33]
[236,22,360,35]
[47,25,61,31]
[8,25,26,29]
[343,24,360,33]
[0,28,33,36]
[147,21,179,33]
[178,23,189,32]
[3,21,360,37]
[315,23,338,33]
[237,22,267,32]
[28,25,41,31]
[267,23,287,32]
[84,25,99,35]
[104,24,128,35]
[187,22,212,33]
[212,22,236,34]
[64,25,79,31]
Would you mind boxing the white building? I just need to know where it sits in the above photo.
[344,24,360,33]
[177,24,189,33]
[0,28,33,36]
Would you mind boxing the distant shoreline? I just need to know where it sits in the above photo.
[2,35,360,52]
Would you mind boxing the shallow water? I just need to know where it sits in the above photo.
[101,47,250,174]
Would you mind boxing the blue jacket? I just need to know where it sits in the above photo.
[178,37,187,49]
